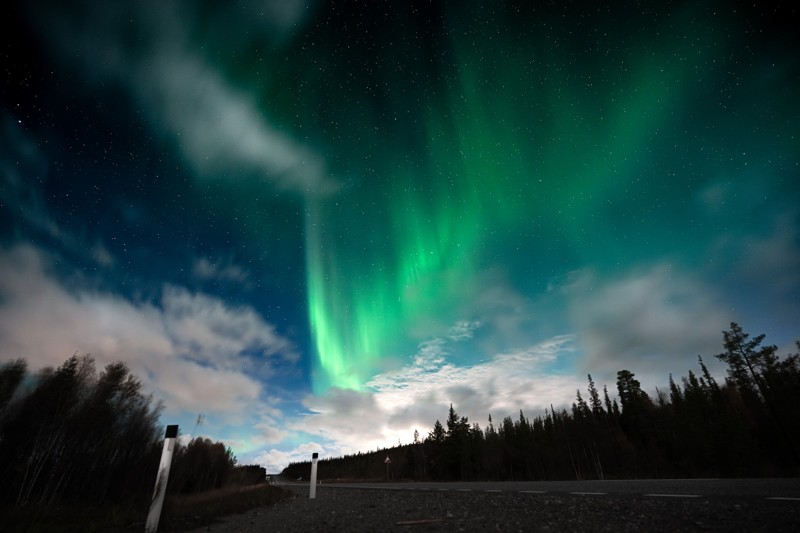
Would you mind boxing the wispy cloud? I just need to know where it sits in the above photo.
[285,330,581,465]
[447,320,482,341]
[30,0,337,197]
[163,285,298,369]
[0,117,115,267]
[192,257,250,286]
[144,50,336,195]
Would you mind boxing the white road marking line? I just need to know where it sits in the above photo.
[520,490,547,494]
[644,494,701,498]
[766,497,800,501]
[458,489,473,492]
[570,492,607,495]
[484,489,502,493]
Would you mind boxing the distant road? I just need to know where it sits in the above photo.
[313,478,800,501]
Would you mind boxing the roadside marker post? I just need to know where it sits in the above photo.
[146,424,178,533]
[309,452,319,499]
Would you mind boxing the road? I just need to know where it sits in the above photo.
[203,478,800,532]
[308,478,800,501]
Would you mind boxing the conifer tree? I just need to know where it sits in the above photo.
[716,323,799,466]
[587,374,605,417]
[603,385,613,416]
[716,322,778,400]
[573,390,590,419]
[426,419,446,478]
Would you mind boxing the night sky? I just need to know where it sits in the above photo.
[2,0,799,472]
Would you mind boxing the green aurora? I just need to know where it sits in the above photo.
[302,2,798,392]
[2,0,799,470]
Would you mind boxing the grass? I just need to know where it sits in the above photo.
[1,484,294,532]
[160,484,294,531]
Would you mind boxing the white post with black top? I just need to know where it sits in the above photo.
[146,424,178,533]
[309,452,319,499]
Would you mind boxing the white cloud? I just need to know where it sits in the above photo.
[31,0,337,197]
[564,265,732,391]
[447,320,482,341]
[146,50,336,195]
[287,332,582,462]
[163,285,298,368]
[0,244,295,416]
[253,442,326,475]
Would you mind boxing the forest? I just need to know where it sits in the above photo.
[0,354,269,530]
[283,323,800,482]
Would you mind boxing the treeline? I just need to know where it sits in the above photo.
[284,323,800,481]
[0,354,265,526]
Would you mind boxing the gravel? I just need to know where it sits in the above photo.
[186,485,800,533]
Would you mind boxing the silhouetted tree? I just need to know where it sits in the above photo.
[170,437,237,494]
[0,359,26,414]
[426,420,446,479]
[0,354,163,512]
[283,323,800,482]
[587,374,605,418]
[716,322,800,468]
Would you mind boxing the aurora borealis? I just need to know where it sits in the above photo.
[2,0,799,471]
[304,1,798,392]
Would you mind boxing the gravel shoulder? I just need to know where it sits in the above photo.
[186,485,800,532]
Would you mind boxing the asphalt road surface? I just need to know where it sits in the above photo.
[194,479,800,532]
[314,478,800,501]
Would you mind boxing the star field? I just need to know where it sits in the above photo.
[1,0,798,471]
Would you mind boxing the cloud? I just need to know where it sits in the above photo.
[0,244,295,415]
[0,117,67,243]
[91,242,116,267]
[253,422,290,445]
[738,213,800,294]
[253,442,326,475]
[287,331,581,461]
[163,286,298,367]
[192,257,250,286]
[144,50,336,195]
[696,181,731,211]
[177,399,295,462]
[447,320,482,341]
[463,269,542,355]
[564,265,732,389]
[28,0,337,196]
[1,116,118,269]
[706,211,800,341]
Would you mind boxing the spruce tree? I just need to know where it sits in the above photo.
[587,374,605,417]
